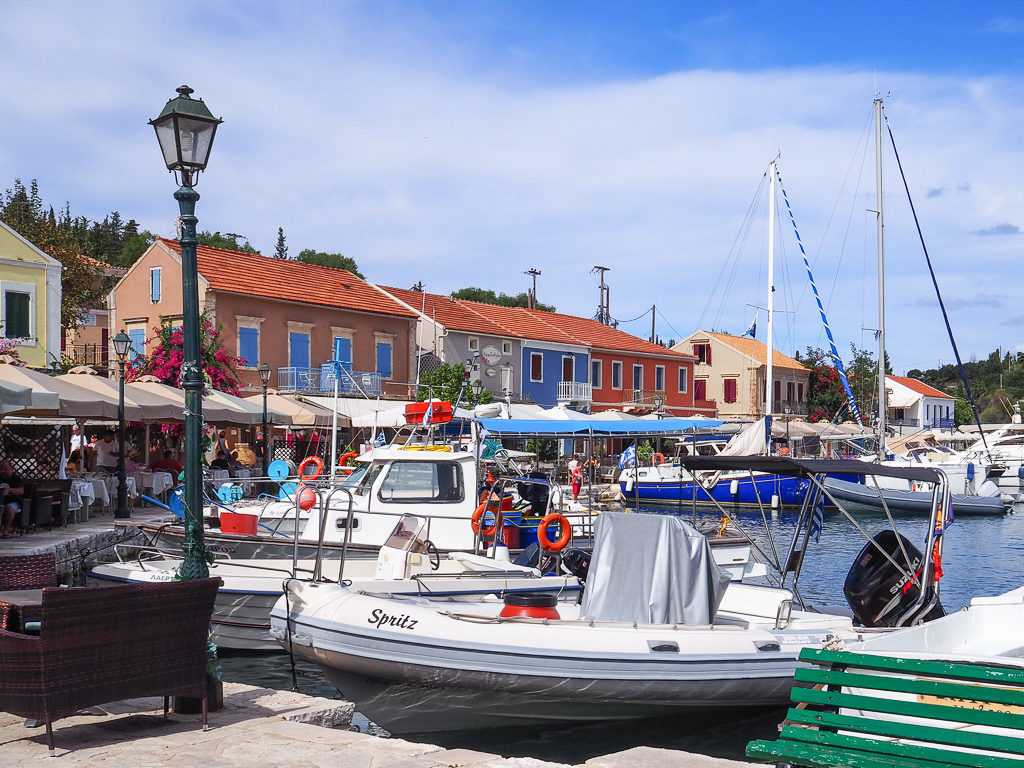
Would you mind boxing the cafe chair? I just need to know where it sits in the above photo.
[0,552,57,630]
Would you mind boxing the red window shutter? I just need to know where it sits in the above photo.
[798,383,804,402]
[724,379,737,403]
[706,345,711,366]
[694,379,707,401]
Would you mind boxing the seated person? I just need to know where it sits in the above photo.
[67,448,82,473]
[150,450,184,476]
[125,450,142,473]
[209,451,231,471]
[0,457,24,538]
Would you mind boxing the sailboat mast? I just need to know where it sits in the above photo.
[874,98,887,455]
[766,161,777,440]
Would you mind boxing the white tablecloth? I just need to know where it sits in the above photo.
[70,479,94,511]
[70,476,110,509]
[140,471,174,496]
[102,474,137,501]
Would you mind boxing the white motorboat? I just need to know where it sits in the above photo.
[92,514,582,651]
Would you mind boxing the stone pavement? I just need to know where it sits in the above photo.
[0,683,761,767]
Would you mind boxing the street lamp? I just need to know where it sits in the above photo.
[150,85,222,580]
[258,362,272,480]
[112,330,132,520]
[471,379,484,401]
[653,394,664,419]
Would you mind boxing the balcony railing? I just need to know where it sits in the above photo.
[888,417,920,427]
[623,388,662,405]
[278,366,383,396]
[65,343,109,369]
[557,381,592,404]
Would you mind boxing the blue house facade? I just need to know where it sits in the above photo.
[520,342,589,408]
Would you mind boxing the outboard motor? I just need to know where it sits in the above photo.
[844,530,944,627]
[561,548,592,583]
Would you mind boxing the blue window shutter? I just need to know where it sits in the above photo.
[150,268,161,302]
[334,337,352,372]
[238,327,258,367]
[289,332,310,369]
[376,342,392,378]
[128,329,145,360]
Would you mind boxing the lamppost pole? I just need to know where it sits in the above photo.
[112,330,132,519]
[150,85,222,580]
[258,363,271,481]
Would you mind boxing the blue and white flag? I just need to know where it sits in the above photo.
[421,400,433,426]
[374,431,387,446]
[618,444,637,470]
[810,492,825,543]
[743,312,757,339]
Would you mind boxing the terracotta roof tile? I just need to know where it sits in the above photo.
[888,376,953,400]
[701,331,807,370]
[527,310,694,359]
[454,301,585,345]
[157,238,415,318]
[379,286,513,337]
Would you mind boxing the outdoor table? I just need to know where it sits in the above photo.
[140,471,174,503]
[0,588,43,633]
[210,468,231,485]
[69,479,96,522]
[102,474,137,509]
[230,468,252,496]
[70,475,110,513]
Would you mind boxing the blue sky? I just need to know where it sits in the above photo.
[2,1,1023,375]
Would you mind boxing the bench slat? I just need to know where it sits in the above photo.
[800,648,1024,686]
[781,726,1024,768]
[795,667,1024,708]
[792,685,1024,731]
[747,737,960,768]
[786,707,1024,756]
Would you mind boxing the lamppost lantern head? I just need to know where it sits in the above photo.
[257,362,272,385]
[471,380,484,396]
[653,394,664,409]
[150,85,222,187]
[112,330,132,361]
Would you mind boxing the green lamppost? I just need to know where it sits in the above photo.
[112,330,133,519]
[258,362,272,480]
[150,85,222,580]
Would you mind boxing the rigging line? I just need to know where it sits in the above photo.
[884,111,990,456]
[655,307,686,345]
[775,167,863,423]
[695,171,766,332]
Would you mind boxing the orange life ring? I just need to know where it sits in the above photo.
[297,455,324,480]
[537,512,571,552]
[339,451,358,465]
[471,501,503,537]
[652,453,665,466]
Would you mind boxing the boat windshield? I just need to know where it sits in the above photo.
[350,462,385,497]
[377,460,464,504]
[340,463,369,487]
[381,514,429,551]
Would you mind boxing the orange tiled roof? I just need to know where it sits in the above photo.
[701,331,807,371]
[528,310,694,359]
[888,376,953,400]
[157,238,415,318]
[455,301,585,346]
[80,254,127,274]
[380,286,513,337]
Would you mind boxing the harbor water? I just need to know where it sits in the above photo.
[220,502,1024,762]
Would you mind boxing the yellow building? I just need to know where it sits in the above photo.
[0,221,62,369]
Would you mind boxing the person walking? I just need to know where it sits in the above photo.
[94,430,119,473]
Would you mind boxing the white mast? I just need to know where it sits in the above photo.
[765,160,777,444]
[875,98,887,456]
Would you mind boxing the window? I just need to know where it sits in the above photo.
[611,361,622,389]
[128,328,146,360]
[502,341,512,355]
[678,367,688,394]
[530,352,543,382]
[377,461,464,504]
[333,336,352,370]
[786,381,795,403]
[723,378,738,403]
[468,337,479,351]
[289,331,310,369]
[693,343,711,364]
[150,267,161,302]
[3,290,30,338]
[926,404,930,420]
[376,341,393,378]
[655,365,665,391]
[238,327,258,367]
[632,364,643,391]
[798,382,804,403]
[694,379,707,401]
[591,360,602,389]
[562,355,574,382]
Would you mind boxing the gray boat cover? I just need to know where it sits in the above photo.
[579,512,731,625]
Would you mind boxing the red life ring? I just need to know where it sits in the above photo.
[471,501,503,537]
[297,455,324,480]
[537,513,571,552]
[652,453,665,466]
[338,451,358,466]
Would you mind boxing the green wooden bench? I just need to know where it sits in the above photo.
[746,647,1024,768]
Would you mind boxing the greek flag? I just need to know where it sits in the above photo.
[374,431,386,446]
[743,312,757,339]
[810,492,825,543]
[421,400,433,426]
[618,444,637,469]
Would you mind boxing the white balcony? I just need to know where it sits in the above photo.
[557,380,592,405]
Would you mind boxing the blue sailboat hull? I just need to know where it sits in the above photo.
[621,472,862,509]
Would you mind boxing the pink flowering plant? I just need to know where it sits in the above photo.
[125,312,243,395]
[0,336,27,366]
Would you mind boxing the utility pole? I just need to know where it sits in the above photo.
[524,268,541,310]
[593,266,611,325]
[651,304,656,343]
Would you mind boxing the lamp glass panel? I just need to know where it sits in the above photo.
[153,119,180,169]
[176,116,215,168]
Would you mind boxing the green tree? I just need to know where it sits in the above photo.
[451,286,555,312]
[296,249,363,278]
[197,231,261,254]
[417,362,493,407]
[274,227,288,259]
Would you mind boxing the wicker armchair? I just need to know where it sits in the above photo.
[0,578,221,756]
[0,552,57,630]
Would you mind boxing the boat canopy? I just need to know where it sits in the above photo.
[476,416,723,437]
[580,512,730,625]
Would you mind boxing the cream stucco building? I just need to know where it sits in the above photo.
[0,221,62,368]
